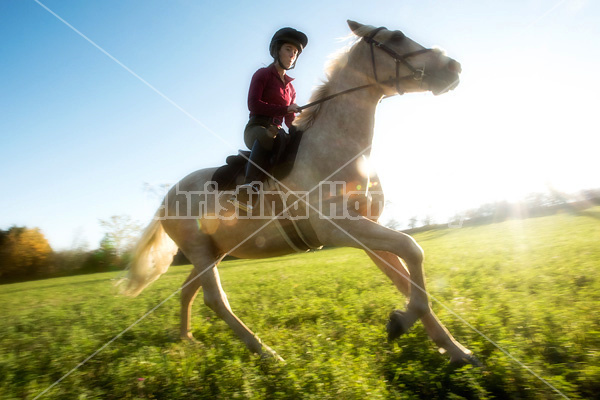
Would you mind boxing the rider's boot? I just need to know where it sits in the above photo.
[231,141,270,212]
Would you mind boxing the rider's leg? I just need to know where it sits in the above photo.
[244,139,271,185]
[242,123,277,186]
[231,124,276,211]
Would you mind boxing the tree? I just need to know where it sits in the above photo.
[81,234,120,272]
[0,227,53,281]
[51,227,90,276]
[408,216,418,229]
[422,215,433,227]
[384,218,401,231]
[98,215,143,256]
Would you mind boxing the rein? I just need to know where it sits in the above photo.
[298,83,375,111]
[298,27,432,111]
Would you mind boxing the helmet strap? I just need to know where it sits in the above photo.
[276,55,297,71]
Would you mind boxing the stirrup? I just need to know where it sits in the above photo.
[229,183,260,212]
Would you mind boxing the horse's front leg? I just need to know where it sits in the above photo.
[316,217,429,333]
[366,250,478,366]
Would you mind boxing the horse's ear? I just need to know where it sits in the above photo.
[347,20,363,34]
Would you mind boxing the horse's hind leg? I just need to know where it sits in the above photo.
[180,261,215,342]
[181,269,202,341]
[366,250,477,366]
[199,266,284,361]
[179,247,222,341]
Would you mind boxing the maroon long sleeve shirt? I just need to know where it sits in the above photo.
[247,64,296,128]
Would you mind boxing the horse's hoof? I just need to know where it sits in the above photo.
[257,342,285,363]
[449,353,483,369]
[180,333,201,345]
[386,310,411,341]
[260,351,285,363]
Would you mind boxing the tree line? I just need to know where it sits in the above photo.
[2,189,599,284]
[397,188,600,232]
[0,216,141,284]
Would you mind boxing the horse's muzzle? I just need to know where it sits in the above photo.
[430,59,461,96]
[447,59,462,74]
[430,75,460,96]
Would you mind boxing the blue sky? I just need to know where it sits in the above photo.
[1,0,599,250]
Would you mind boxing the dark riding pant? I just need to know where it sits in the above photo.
[244,122,279,151]
[243,117,283,183]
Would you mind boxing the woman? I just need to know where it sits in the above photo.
[234,27,308,210]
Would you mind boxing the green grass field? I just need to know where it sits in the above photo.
[2,208,599,399]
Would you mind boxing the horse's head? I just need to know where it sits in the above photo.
[347,20,461,96]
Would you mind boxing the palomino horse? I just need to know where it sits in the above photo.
[121,20,477,365]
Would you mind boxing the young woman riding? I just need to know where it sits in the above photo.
[234,27,308,209]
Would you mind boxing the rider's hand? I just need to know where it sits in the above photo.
[287,103,301,114]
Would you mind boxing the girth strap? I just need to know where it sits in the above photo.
[267,180,323,253]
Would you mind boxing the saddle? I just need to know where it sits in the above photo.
[211,128,304,190]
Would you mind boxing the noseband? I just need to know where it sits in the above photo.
[363,27,433,95]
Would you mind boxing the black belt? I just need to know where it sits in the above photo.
[248,115,282,128]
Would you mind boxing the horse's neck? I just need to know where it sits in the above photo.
[300,65,382,172]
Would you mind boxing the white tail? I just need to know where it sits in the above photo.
[118,216,178,297]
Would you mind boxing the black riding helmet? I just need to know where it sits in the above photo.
[269,27,308,70]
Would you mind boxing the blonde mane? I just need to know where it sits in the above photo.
[294,24,395,131]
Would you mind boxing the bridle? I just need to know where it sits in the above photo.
[363,27,433,95]
[298,27,434,111]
